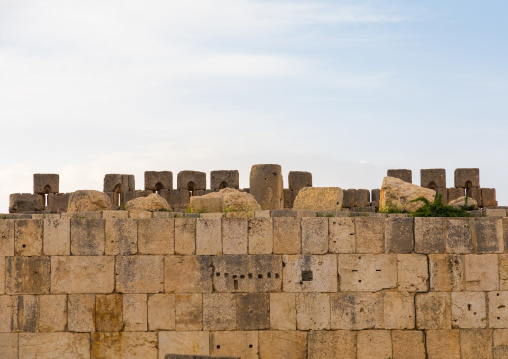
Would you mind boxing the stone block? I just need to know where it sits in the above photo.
[429,254,464,291]
[0,219,14,256]
[355,217,384,253]
[301,217,328,254]
[222,218,248,254]
[129,210,152,219]
[68,294,95,332]
[489,292,508,328]
[338,254,397,291]
[371,188,380,201]
[14,219,43,256]
[138,218,175,254]
[43,218,70,255]
[385,217,414,253]
[357,330,392,359]
[196,218,222,255]
[6,256,50,294]
[248,218,273,254]
[271,209,297,218]
[175,218,196,255]
[328,217,355,253]
[342,189,356,208]
[70,219,105,255]
[387,169,412,183]
[19,333,90,359]
[148,294,175,330]
[494,329,508,359]
[168,189,190,210]
[330,292,383,330]
[51,256,114,294]
[416,292,451,329]
[270,293,296,330]
[446,218,474,253]
[469,186,482,205]
[455,168,480,188]
[165,256,212,293]
[421,168,446,189]
[3,295,39,332]
[460,329,493,359]
[175,294,202,330]
[465,254,499,291]
[91,332,158,359]
[448,187,465,202]
[283,254,337,292]
[203,293,236,330]
[258,331,307,359]
[95,294,122,333]
[296,293,330,330]
[116,255,164,293]
[273,218,301,254]
[436,187,448,202]
[104,173,135,193]
[211,170,240,190]
[0,333,18,358]
[392,330,426,359]
[474,218,504,253]
[250,164,283,210]
[9,193,44,213]
[105,218,137,255]
[0,296,13,332]
[0,257,4,294]
[236,293,269,330]
[145,171,173,191]
[397,254,428,292]
[39,295,67,332]
[451,292,487,328]
[426,329,461,359]
[288,171,312,191]
[482,188,498,207]
[414,217,445,253]
[384,291,415,329]
[135,189,154,198]
[210,331,258,359]
[158,331,210,358]
[177,170,206,192]
[487,208,507,217]
[500,255,508,290]
[308,330,356,359]
[123,294,147,331]
[34,173,59,194]
[213,255,282,292]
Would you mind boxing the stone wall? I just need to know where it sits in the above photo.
[2,212,508,358]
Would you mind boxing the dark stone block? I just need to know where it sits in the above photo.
[177,171,206,191]
[288,171,312,191]
[385,217,414,253]
[387,169,412,183]
[34,173,59,194]
[420,168,446,189]
[145,171,173,191]
[454,168,480,188]
[211,170,239,190]
[236,293,269,330]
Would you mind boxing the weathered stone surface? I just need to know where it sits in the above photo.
[474,218,504,253]
[293,187,343,212]
[128,210,152,219]
[288,171,312,191]
[68,190,111,213]
[96,294,123,332]
[249,164,283,210]
[392,330,426,359]
[0,257,4,295]
[39,295,67,332]
[221,188,261,214]
[455,168,480,188]
[145,171,173,191]
[116,256,164,293]
[355,217,384,253]
[51,256,114,294]
[125,193,172,212]
[328,217,355,253]
[203,293,236,330]
[177,170,206,191]
[301,217,328,254]
[259,331,307,359]
[158,331,210,358]
[68,294,95,332]
[421,168,446,188]
[174,218,196,255]
[19,333,90,359]
[451,292,487,328]
[0,219,14,256]
[338,254,397,292]
[222,218,248,254]
[416,292,451,329]
[105,218,137,255]
[385,217,414,253]
[6,256,50,294]
[210,331,258,359]
[426,329,461,359]
[448,196,478,208]
[0,333,18,358]
[330,292,383,330]
[489,292,508,328]
[308,330,356,359]
[138,218,174,254]
[380,176,435,212]
[273,218,301,254]
[429,254,464,291]
[210,170,239,190]
[482,188,498,207]
[196,218,222,255]
[357,330,392,359]
[148,294,175,330]
[460,328,493,359]
[165,255,212,293]
[14,219,43,256]
[397,254,428,292]
[270,293,296,330]
[465,254,499,291]
[190,192,222,213]
[494,329,508,359]
[384,291,415,329]
[236,293,269,330]
[92,332,158,359]
[414,217,446,254]
[500,254,508,291]
[70,219,105,255]
[296,293,330,330]
[123,294,147,331]
[283,254,337,292]
[43,218,70,255]
[175,294,202,330]
[9,193,44,213]
[248,218,273,254]
[387,169,412,183]
[2,295,39,332]
[446,218,474,253]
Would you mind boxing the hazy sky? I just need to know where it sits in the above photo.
[1,0,507,212]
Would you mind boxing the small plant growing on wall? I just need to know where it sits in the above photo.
[411,194,473,217]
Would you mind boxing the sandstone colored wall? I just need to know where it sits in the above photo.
[2,212,508,358]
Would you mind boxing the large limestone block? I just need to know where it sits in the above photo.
[357,330,392,359]
[380,176,436,212]
[123,294,148,331]
[308,330,356,359]
[446,218,474,253]
[19,333,90,359]
[293,187,343,212]
[460,329,493,359]
[494,329,508,358]
[6,256,51,294]
[68,294,95,332]
[196,218,222,255]
[301,217,328,254]
[488,292,508,328]
[296,293,330,330]
[465,254,499,291]
[14,219,43,256]
[222,188,261,213]
[0,333,18,358]
[174,218,196,255]
[125,193,172,212]
[451,292,487,328]
[328,217,355,253]
[210,331,258,359]
[138,218,175,254]
[270,293,296,330]
[116,256,164,293]
[158,331,210,358]
[258,331,307,359]
[426,330,461,359]
[148,294,175,331]
[70,219,105,255]
[165,255,213,293]
[355,217,385,253]
[67,190,111,213]
[39,295,67,332]
[175,293,202,330]
[249,164,284,210]
[43,218,70,255]
[203,293,236,330]
[96,294,123,332]
[338,254,397,292]
[91,332,158,359]
[330,292,384,330]
[383,291,415,329]
[416,292,451,329]
[222,218,248,254]
[248,218,273,254]
[474,218,504,253]
[105,218,137,255]
[0,219,14,256]
[2,295,39,332]
[397,254,429,293]
[273,218,301,254]
[236,293,270,330]
[414,217,446,254]
[190,192,222,213]
[392,330,426,359]
[429,254,465,291]
[283,254,338,292]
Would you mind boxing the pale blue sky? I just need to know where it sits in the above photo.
[1,0,507,211]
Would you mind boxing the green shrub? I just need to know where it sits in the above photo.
[411,194,472,217]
